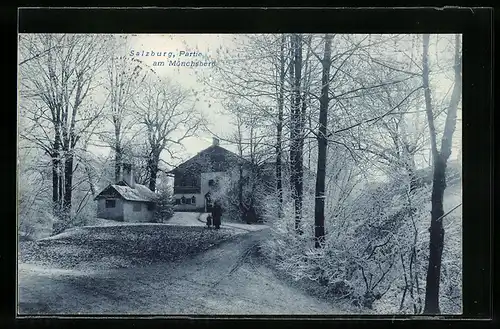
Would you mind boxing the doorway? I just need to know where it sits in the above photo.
[204,192,213,213]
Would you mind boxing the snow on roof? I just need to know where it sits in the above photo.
[168,144,247,174]
[110,183,157,202]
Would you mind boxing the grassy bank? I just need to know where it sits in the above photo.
[18,224,243,271]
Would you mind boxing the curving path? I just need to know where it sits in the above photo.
[18,227,341,315]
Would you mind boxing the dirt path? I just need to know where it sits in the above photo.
[18,229,340,315]
[196,213,269,232]
[164,211,268,232]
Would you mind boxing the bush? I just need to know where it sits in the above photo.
[152,188,174,223]
[19,210,55,241]
[207,169,267,224]
[260,168,462,314]
[72,195,98,227]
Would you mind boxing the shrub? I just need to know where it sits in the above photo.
[152,188,174,223]
[260,166,462,314]
[208,168,267,223]
[19,210,55,240]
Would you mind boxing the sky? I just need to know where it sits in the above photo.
[123,33,462,171]
[127,34,238,156]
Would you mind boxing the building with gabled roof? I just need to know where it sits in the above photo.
[167,137,250,212]
[94,163,157,222]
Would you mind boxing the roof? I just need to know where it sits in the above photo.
[168,144,248,174]
[94,182,157,202]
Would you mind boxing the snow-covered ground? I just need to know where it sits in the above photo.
[198,213,268,232]
[166,212,269,232]
[18,229,340,315]
[39,212,267,242]
[165,212,204,226]
[86,217,170,227]
[19,263,100,277]
[39,219,171,241]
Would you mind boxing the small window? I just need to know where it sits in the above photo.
[133,203,142,212]
[186,198,192,204]
[181,196,186,204]
[208,179,215,187]
[106,200,116,208]
[175,198,181,205]
[191,196,196,204]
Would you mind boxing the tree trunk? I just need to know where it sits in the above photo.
[51,152,60,215]
[308,115,312,169]
[276,34,285,217]
[63,151,74,219]
[424,155,446,314]
[52,147,74,235]
[58,135,64,212]
[52,130,62,216]
[149,167,157,192]
[86,166,96,197]
[58,172,63,208]
[405,155,418,193]
[276,123,283,209]
[235,122,245,220]
[314,34,332,248]
[51,163,65,236]
[292,33,303,234]
[422,34,462,315]
[297,44,306,225]
[114,127,122,182]
[288,36,297,230]
[148,151,159,192]
[238,164,244,218]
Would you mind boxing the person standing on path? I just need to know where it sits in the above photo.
[206,214,213,229]
[212,201,222,229]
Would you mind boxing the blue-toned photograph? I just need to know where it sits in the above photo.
[17,33,462,315]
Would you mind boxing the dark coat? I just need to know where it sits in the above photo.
[212,203,222,226]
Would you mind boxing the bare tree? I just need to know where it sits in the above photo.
[18,34,64,66]
[103,36,150,182]
[314,34,333,248]
[199,34,295,222]
[18,34,109,233]
[209,98,272,222]
[354,78,427,192]
[276,34,287,218]
[290,33,304,234]
[422,34,462,314]
[133,76,203,192]
[233,109,246,216]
